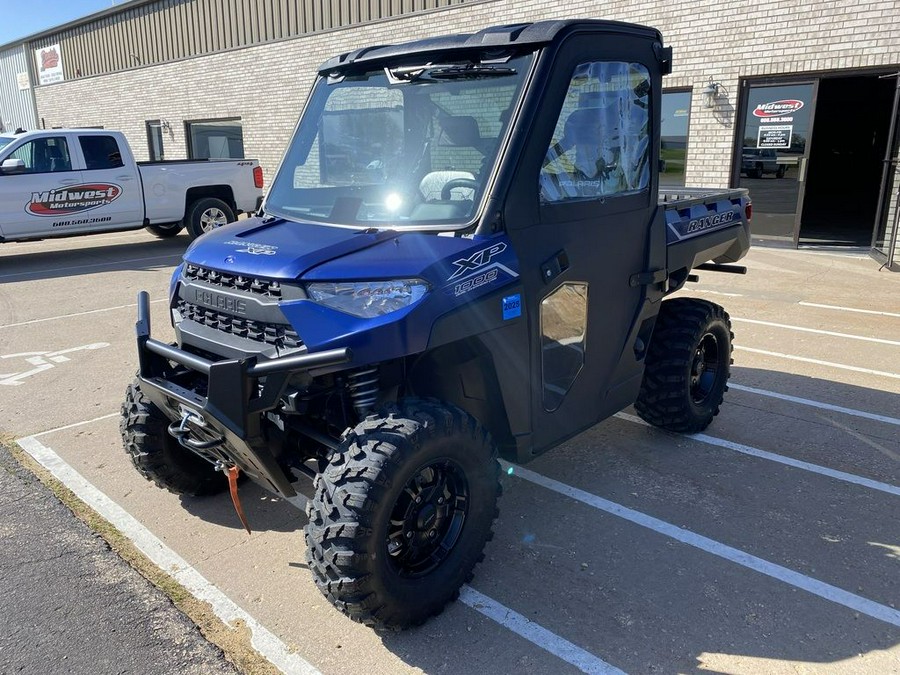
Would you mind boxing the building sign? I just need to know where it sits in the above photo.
[758,125,793,149]
[34,44,64,85]
[16,72,30,90]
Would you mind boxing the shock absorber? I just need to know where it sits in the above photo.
[347,367,379,419]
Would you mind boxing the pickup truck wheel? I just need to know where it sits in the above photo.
[145,222,184,238]
[186,198,235,239]
[120,379,227,496]
[635,298,733,433]
[304,399,500,630]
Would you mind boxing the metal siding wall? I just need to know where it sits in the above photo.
[0,45,38,131]
[20,0,472,84]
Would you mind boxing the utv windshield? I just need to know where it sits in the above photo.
[265,52,535,229]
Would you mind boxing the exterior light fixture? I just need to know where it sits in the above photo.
[702,77,723,109]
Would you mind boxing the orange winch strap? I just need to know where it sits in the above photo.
[226,465,251,535]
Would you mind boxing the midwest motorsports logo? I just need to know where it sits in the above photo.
[752,99,804,118]
[26,183,122,217]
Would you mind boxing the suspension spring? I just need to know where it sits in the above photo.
[347,367,379,419]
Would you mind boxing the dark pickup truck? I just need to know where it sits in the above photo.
[121,19,751,630]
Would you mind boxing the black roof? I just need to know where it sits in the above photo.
[318,19,661,74]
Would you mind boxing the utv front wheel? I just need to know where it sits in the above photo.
[304,399,500,630]
[120,379,226,496]
[635,298,733,433]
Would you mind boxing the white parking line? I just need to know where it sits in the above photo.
[615,412,900,497]
[735,346,900,380]
[18,430,622,675]
[728,383,900,427]
[503,462,900,629]
[732,318,900,346]
[691,289,744,298]
[459,587,624,674]
[798,302,900,319]
[30,412,121,438]
[0,299,167,329]
[16,435,322,675]
[0,254,181,281]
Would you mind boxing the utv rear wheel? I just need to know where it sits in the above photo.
[120,379,226,496]
[635,298,733,433]
[304,399,500,630]
[185,197,235,239]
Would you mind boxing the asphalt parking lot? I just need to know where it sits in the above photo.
[1,229,898,674]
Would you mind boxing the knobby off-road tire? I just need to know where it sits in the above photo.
[185,197,235,239]
[145,222,184,238]
[120,379,227,496]
[304,398,501,630]
[635,298,733,433]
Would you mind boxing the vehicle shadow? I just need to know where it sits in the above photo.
[0,233,189,285]
[176,477,313,534]
[370,366,899,673]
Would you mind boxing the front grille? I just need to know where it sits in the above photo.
[184,263,283,299]
[176,300,301,350]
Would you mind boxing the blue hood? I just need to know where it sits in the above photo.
[182,216,400,280]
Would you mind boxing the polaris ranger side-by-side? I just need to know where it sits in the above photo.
[121,20,751,629]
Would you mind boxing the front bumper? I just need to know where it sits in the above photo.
[134,291,351,497]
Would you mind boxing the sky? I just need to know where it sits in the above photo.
[0,0,124,46]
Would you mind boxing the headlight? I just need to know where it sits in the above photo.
[306,279,430,318]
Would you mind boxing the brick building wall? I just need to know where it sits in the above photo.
[31,0,900,261]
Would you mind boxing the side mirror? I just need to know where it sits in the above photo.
[1,158,25,174]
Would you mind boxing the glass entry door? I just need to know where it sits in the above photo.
[737,82,816,243]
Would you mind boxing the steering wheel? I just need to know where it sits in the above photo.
[441,177,478,200]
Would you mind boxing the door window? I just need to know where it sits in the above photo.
[540,62,651,203]
[79,135,124,170]
[8,137,72,173]
[737,82,815,241]
[541,283,588,411]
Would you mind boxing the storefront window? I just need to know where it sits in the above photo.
[146,120,164,161]
[186,118,244,159]
[660,91,691,186]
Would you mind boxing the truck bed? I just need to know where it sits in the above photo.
[660,187,751,273]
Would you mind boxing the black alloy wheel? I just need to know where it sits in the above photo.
[634,297,733,433]
[386,459,469,578]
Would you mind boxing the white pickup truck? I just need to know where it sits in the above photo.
[0,129,263,242]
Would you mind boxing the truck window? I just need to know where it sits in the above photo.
[540,62,651,203]
[79,135,124,170]
[8,137,73,174]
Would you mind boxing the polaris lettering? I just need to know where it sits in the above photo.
[193,289,248,315]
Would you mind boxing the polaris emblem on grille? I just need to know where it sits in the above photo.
[193,289,248,315]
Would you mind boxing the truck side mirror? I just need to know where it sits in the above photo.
[0,158,26,174]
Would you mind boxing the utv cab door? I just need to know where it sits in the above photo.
[504,27,666,457]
